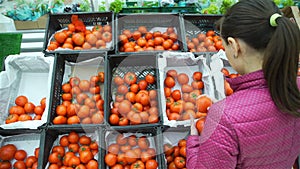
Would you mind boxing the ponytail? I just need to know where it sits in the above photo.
[219,0,300,117]
[263,16,300,116]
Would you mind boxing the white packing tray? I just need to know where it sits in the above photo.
[158,51,217,127]
[0,54,54,129]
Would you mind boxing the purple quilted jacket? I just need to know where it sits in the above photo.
[187,70,300,169]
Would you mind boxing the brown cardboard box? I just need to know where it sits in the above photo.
[14,14,48,30]
[282,6,300,30]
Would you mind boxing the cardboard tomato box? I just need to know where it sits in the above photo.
[0,54,54,129]
[158,51,218,127]
[47,52,107,128]
[14,14,48,30]
[105,54,163,129]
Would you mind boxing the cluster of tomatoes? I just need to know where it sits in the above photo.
[47,24,112,51]
[105,133,159,169]
[164,69,212,121]
[52,72,105,125]
[0,144,39,169]
[109,72,159,126]
[6,96,46,124]
[186,30,224,52]
[221,68,240,96]
[118,26,180,52]
[163,139,187,169]
[47,131,99,169]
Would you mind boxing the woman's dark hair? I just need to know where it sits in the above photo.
[217,0,300,117]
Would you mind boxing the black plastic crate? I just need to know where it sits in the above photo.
[160,126,190,169]
[0,130,42,168]
[43,12,114,54]
[105,54,163,129]
[182,14,223,53]
[103,126,163,169]
[115,13,185,54]
[47,52,107,128]
[38,126,103,169]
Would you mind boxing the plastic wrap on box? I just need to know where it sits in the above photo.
[116,13,184,54]
[161,127,189,168]
[104,128,161,169]
[43,12,114,54]
[158,51,218,127]
[106,54,163,128]
[48,52,106,127]
[39,127,102,168]
[181,14,223,52]
[0,54,54,129]
[45,26,113,52]
[209,50,226,100]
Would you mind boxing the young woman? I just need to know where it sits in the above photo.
[187,0,300,168]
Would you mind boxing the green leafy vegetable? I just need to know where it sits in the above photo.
[109,0,123,13]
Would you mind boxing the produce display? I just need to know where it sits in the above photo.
[163,69,212,121]
[52,72,105,125]
[109,72,159,126]
[163,139,187,169]
[105,133,159,169]
[47,14,113,51]
[0,144,39,169]
[0,12,253,169]
[118,26,180,52]
[6,96,46,124]
[46,131,99,168]
[186,30,224,52]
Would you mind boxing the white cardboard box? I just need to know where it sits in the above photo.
[0,54,54,129]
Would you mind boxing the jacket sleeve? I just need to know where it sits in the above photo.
[186,101,239,169]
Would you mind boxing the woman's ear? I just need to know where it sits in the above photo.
[227,37,240,57]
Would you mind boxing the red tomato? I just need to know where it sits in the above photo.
[171,90,181,101]
[177,73,189,85]
[124,72,137,85]
[164,77,175,88]
[206,30,215,37]
[174,156,186,168]
[0,144,17,161]
[145,159,158,169]
[104,153,117,167]
[14,149,27,161]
